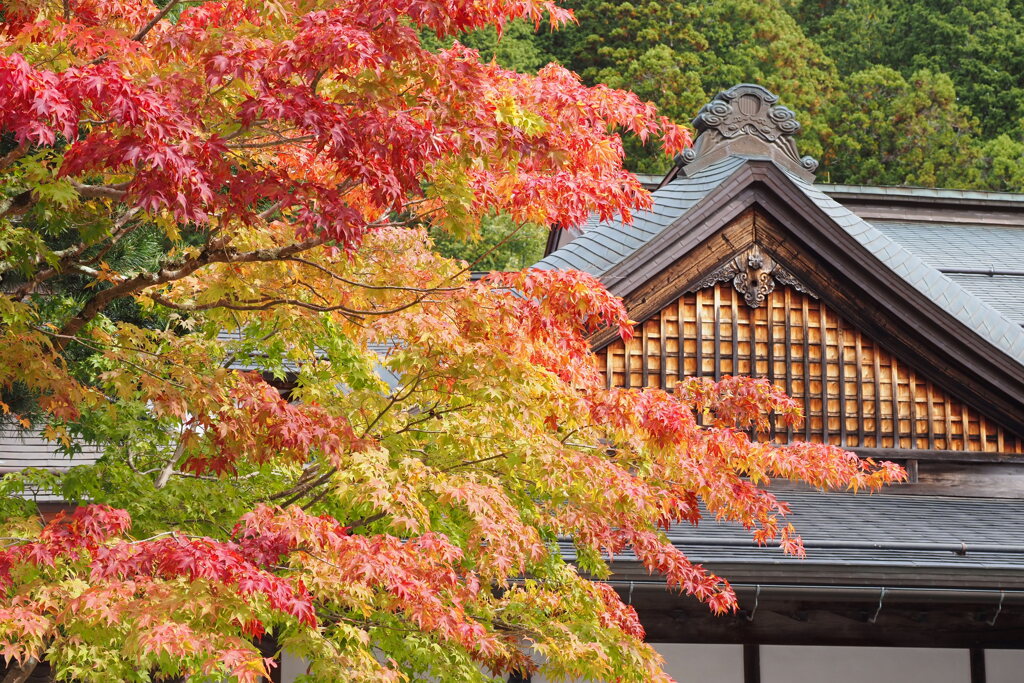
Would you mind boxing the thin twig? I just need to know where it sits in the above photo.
[285,256,463,293]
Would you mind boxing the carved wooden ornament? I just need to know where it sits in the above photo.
[677,84,819,180]
[688,245,814,308]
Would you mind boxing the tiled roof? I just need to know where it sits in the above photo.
[945,274,1024,325]
[870,222,1024,272]
[816,183,1024,205]
[559,491,1024,575]
[535,157,1024,366]
[789,176,1024,362]
[870,222,1024,325]
[0,425,101,473]
[535,156,747,276]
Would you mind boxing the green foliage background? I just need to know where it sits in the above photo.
[436,0,1024,264]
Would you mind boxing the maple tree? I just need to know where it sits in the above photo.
[0,0,903,681]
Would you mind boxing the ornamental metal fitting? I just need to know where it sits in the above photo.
[687,245,815,308]
[676,84,819,181]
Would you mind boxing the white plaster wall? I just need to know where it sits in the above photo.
[530,643,742,683]
[761,646,971,683]
[986,649,1024,683]
[279,651,305,683]
[652,643,744,683]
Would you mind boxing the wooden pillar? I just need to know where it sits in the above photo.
[743,644,761,683]
[970,648,986,683]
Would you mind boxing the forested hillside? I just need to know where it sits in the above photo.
[545,0,1024,189]
[435,0,1024,264]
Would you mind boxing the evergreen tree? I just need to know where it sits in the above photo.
[542,0,839,172]
[794,0,1024,138]
[820,67,981,188]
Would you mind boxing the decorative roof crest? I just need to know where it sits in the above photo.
[676,84,819,180]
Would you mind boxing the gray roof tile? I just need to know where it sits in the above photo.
[871,222,1024,326]
[0,426,101,473]
[560,491,1024,573]
[533,156,748,275]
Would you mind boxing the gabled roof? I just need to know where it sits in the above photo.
[536,156,1024,365]
[536,85,1024,437]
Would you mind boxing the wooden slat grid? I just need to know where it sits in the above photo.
[598,282,1024,454]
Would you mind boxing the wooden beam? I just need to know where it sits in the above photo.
[851,448,1024,465]
[635,600,1024,648]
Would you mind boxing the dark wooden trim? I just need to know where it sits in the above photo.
[605,343,612,389]
[642,321,650,387]
[691,292,701,378]
[713,287,722,381]
[890,354,902,449]
[543,225,560,258]
[659,313,668,389]
[854,334,865,447]
[256,637,283,683]
[624,335,632,389]
[908,367,918,449]
[873,342,883,448]
[970,648,986,683]
[744,644,761,683]
[926,379,936,449]
[851,448,1024,464]
[820,301,830,445]
[766,295,777,439]
[801,296,812,442]
[731,291,740,376]
[838,324,847,446]
[626,584,1024,648]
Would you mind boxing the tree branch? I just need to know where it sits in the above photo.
[154,437,187,489]
[148,290,431,319]
[55,235,326,346]
[132,0,181,42]
[0,144,28,173]
[284,257,463,293]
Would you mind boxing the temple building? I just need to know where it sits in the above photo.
[4,84,1024,683]
[533,84,1024,683]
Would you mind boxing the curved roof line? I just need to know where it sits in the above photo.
[536,156,1024,367]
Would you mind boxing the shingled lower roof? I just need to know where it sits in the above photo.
[558,490,1024,582]
[869,221,1024,325]
[0,425,101,474]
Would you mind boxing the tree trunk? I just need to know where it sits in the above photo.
[2,659,41,683]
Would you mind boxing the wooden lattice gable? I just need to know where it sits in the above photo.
[537,84,1024,453]
[598,262,1023,455]
[592,198,1024,455]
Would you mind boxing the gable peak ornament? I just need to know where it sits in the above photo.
[687,245,815,308]
[676,84,819,180]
